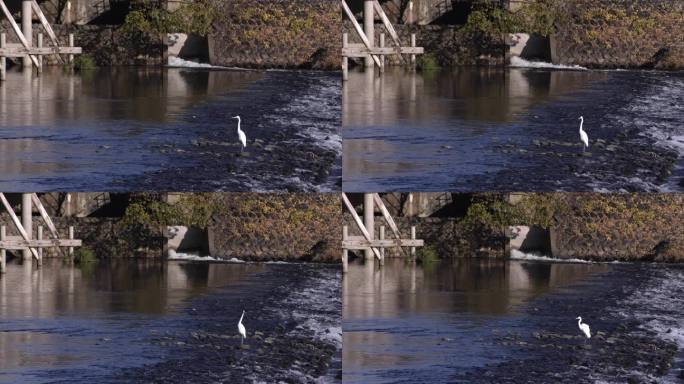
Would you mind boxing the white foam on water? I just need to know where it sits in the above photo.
[167,251,245,263]
[166,56,256,71]
[510,249,594,264]
[509,56,588,71]
[262,268,341,383]
[607,75,684,191]
[167,56,220,69]
[613,268,684,383]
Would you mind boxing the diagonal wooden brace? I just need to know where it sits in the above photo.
[0,193,40,260]
[342,193,383,261]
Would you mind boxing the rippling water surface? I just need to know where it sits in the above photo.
[0,259,341,383]
[343,68,684,192]
[343,258,684,383]
[0,67,341,192]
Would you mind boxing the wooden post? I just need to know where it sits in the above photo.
[37,225,43,266]
[22,0,32,69]
[411,226,416,260]
[379,225,385,265]
[363,193,374,260]
[363,0,374,69]
[66,1,72,24]
[37,33,43,74]
[0,226,5,274]
[380,33,385,73]
[342,33,349,82]
[409,193,414,216]
[411,34,417,69]
[68,226,74,259]
[408,1,414,24]
[0,33,6,82]
[21,193,32,261]
[342,225,348,274]
[68,34,74,64]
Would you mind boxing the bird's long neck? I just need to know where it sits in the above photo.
[577,318,582,326]
[236,119,241,132]
[579,119,584,133]
[239,311,244,324]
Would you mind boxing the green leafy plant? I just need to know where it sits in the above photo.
[72,54,96,71]
[417,53,440,71]
[464,0,560,36]
[120,0,218,37]
[74,246,96,265]
[416,245,439,264]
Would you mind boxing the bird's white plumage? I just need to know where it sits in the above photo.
[576,316,591,338]
[233,116,247,149]
[579,116,589,149]
[238,310,247,341]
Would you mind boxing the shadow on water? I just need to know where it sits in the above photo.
[343,67,684,192]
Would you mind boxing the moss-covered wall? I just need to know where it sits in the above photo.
[548,194,684,261]
[345,193,684,262]
[208,193,341,262]
[209,0,341,69]
[552,0,684,69]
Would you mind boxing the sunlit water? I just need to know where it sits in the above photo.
[0,67,341,192]
[343,67,684,192]
[0,258,341,383]
[343,258,684,383]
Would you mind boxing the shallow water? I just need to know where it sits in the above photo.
[343,258,684,383]
[0,67,341,192]
[0,258,341,383]
[343,67,684,192]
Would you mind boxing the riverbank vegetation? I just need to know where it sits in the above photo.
[464,0,558,36]
[120,0,217,37]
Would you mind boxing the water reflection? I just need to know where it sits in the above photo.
[342,67,627,191]
[0,258,264,317]
[343,67,605,127]
[0,258,265,377]
[343,258,608,318]
[343,258,610,383]
[0,67,262,127]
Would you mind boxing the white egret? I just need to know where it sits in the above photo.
[238,310,247,344]
[578,116,589,150]
[232,116,247,151]
[576,316,591,338]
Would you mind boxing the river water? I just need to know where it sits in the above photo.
[0,66,341,192]
[343,67,684,192]
[343,258,684,383]
[0,258,341,383]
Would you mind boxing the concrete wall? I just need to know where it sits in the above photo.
[506,225,551,255]
[551,0,684,69]
[209,0,341,70]
[164,225,208,255]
